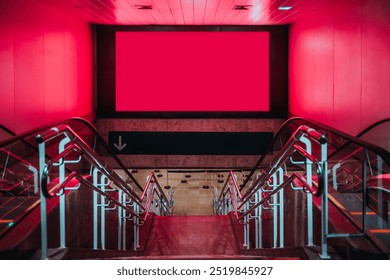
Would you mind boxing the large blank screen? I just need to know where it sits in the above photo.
[116,32,269,112]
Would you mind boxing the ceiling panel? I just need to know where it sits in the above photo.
[38,0,333,25]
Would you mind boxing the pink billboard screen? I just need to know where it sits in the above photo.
[116,32,269,112]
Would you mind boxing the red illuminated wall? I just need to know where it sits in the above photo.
[289,0,390,135]
[0,0,93,134]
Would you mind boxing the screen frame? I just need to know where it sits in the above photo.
[96,25,288,118]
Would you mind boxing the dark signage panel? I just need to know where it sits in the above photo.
[108,132,273,155]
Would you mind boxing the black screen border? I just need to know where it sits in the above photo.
[96,25,288,119]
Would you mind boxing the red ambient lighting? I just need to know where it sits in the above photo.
[116,32,270,112]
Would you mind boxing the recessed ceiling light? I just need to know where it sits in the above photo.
[233,5,252,10]
[278,6,292,11]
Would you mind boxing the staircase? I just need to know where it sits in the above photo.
[145,215,239,258]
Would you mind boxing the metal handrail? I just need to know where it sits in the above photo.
[40,143,137,200]
[44,170,143,220]
[356,117,390,138]
[240,117,390,192]
[239,172,321,220]
[237,125,326,209]
[215,171,242,217]
[215,125,326,220]
[0,147,35,168]
[0,148,38,194]
[217,170,242,202]
[37,125,142,202]
[0,125,16,137]
[141,172,171,220]
[368,186,390,195]
[38,125,173,223]
[37,128,146,220]
[142,172,172,217]
[0,117,144,192]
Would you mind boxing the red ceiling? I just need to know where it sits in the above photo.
[37,0,332,25]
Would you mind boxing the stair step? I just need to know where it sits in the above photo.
[94,254,297,260]
[145,215,239,256]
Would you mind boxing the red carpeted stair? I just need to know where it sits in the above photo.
[60,214,305,259]
[145,215,239,257]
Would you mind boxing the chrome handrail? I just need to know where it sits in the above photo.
[216,125,326,214]
[213,124,328,255]
[239,125,324,208]
[37,125,142,202]
[238,172,320,220]
[141,172,173,218]
[46,170,143,220]
[216,171,242,217]
[37,124,173,221]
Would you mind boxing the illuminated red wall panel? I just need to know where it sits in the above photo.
[0,0,93,134]
[116,32,270,112]
[361,0,390,130]
[333,1,362,134]
[289,0,390,135]
[13,1,45,132]
[43,10,67,122]
[0,2,15,130]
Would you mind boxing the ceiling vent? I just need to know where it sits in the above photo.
[233,5,252,10]
[134,5,153,10]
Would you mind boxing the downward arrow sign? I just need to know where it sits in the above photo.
[114,136,127,151]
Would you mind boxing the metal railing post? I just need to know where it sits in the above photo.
[320,141,330,259]
[133,202,140,250]
[243,201,249,249]
[38,140,48,260]
[270,172,278,248]
[278,169,284,248]
[93,168,99,249]
[58,136,71,249]
[299,134,314,246]
[117,189,123,250]
[255,189,263,248]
